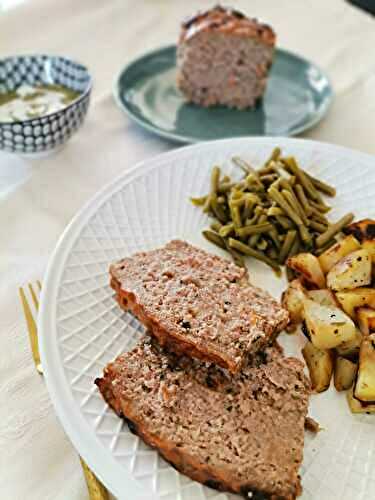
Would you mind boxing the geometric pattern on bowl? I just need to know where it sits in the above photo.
[39,138,375,500]
[0,55,91,154]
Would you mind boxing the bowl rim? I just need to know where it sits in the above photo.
[0,54,93,126]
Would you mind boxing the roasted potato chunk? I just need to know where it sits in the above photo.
[334,356,357,391]
[362,240,375,265]
[303,299,357,349]
[335,288,375,319]
[307,289,337,307]
[335,328,362,359]
[326,249,372,291]
[343,218,375,243]
[287,253,326,289]
[357,307,375,336]
[302,341,334,393]
[281,279,306,330]
[318,235,361,273]
[347,389,375,414]
[354,334,375,402]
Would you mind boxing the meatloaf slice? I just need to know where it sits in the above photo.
[96,337,310,500]
[176,6,276,109]
[110,240,289,373]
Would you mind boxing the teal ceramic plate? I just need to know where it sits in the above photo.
[114,45,332,143]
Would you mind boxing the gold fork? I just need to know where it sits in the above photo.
[19,282,110,500]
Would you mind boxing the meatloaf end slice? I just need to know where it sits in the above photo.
[110,240,289,373]
[176,6,276,109]
[95,337,310,500]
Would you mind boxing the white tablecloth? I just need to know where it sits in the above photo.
[1,1,375,498]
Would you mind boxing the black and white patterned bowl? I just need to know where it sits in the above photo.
[0,55,92,155]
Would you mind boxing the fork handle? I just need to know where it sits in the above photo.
[79,457,109,500]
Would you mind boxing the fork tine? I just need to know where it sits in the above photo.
[19,286,43,375]
[37,280,42,291]
[28,282,39,311]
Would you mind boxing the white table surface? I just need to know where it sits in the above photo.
[1,1,375,499]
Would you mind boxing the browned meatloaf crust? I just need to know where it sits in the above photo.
[96,337,310,500]
[176,6,276,109]
[110,240,289,373]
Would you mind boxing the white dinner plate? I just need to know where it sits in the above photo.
[39,137,375,500]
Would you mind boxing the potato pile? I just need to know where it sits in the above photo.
[282,219,375,413]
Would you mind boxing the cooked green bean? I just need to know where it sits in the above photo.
[218,181,235,194]
[267,206,284,217]
[265,147,281,165]
[232,156,254,175]
[314,239,337,256]
[190,195,207,206]
[258,164,277,175]
[210,221,222,232]
[267,224,281,250]
[224,240,245,267]
[245,173,264,191]
[230,203,242,228]
[309,220,328,233]
[306,172,336,197]
[236,222,273,238]
[211,194,227,223]
[202,230,226,250]
[219,222,235,237]
[210,166,221,195]
[279,230,297,264]
[310,207,329,224]
[316,213,354,247]
[294,184,313,216]
[282,157,321,202]
[275,215,294,230]
[257,238,268,251]
[228,238,281,272]
[282,189,308,226]
[248,214,267,247]
[288,234,301,257]
[309,199,331,213]
[268,187,302,227]
[245,211,261,226]
[202,194,212,213]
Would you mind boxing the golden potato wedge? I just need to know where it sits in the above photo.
[318,235,361,273]
[354,334,375,402]
[307,289,337,307]
[303,299,357,349]
[326,249,372,291]
[347,388,375,414]
[362,240,375,264]
[335,328,362,359]
[287,253,326,289]
[281,279,306,330]
[334,356,357,391]
[357,307,375,336]
[302,341,334,392]
[335,288,375,319]
[343,218,375,243]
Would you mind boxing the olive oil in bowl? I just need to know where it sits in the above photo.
[0,84,81,123]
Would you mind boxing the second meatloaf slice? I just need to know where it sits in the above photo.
[110,240,288,373]
[96,337,310,499]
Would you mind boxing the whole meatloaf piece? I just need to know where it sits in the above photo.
[176,6,276,109]
[96,337,310,500]
[110,240,289,373]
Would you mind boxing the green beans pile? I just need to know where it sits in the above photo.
[191,147,354,276]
